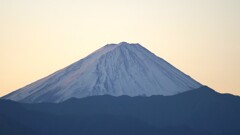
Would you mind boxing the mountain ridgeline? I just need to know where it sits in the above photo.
[0,87,240,135]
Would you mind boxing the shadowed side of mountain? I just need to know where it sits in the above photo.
[1,86,240,135]
[22,86,240,134]
[0,100,162,135]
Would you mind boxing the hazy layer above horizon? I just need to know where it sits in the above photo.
[0,0,239,96]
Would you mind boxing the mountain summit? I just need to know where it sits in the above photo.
[3,42,202,103]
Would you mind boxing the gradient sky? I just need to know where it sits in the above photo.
[0,0,240,96]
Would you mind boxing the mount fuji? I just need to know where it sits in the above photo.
[1,42,240,135]
[3,42,202,103]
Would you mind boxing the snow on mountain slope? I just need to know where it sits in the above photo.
[3,42,202,103]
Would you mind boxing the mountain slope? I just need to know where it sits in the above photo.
[25,86,240,133]
[3,42,201,103]
[1,86,240,135]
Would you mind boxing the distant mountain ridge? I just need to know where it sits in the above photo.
[1,86,240,135]
[2,42,201,103]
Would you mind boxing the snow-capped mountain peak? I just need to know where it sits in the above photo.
[3,42,202,103]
